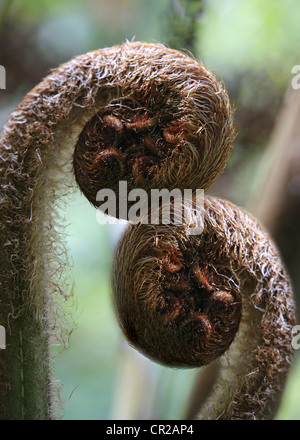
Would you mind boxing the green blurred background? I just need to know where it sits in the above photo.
[0,0,299,420]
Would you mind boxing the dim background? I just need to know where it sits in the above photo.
[0,0,299,420]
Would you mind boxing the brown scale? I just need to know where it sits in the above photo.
[154,244,242,365]
[73,103,190,210]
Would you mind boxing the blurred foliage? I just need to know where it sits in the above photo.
[164,0,204,52]
[0,0,299,420]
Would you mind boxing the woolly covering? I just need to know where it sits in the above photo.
[0,41,294,420]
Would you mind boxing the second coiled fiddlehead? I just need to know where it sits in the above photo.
[113,197,295,419]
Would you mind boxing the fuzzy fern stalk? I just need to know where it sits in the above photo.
[0,41,233,420]
[0,42,295,419]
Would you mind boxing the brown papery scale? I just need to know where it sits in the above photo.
[113,198,295,420]
[73,42,236,217]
